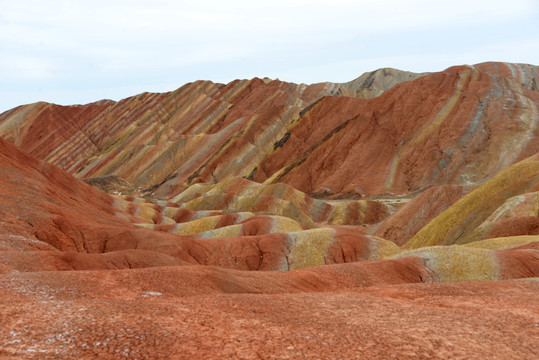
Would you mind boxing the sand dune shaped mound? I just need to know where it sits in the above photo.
[169,177,393,226]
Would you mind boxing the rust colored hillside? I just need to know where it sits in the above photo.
[0,62,538,359]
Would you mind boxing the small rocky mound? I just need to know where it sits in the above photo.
[83,175,133,194]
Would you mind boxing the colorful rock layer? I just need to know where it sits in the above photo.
[1,62,537,200]
[0,62,538,359]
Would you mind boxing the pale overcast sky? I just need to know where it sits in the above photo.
[1,0,538,113]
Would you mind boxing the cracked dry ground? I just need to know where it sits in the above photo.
[1,268,538,359]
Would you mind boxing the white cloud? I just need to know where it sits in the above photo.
[0,55,57,80]
[0,0,538,112]
[277,37,539,84]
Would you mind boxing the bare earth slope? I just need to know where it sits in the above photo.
[0,63,538,359]
[1,62,537,200]
[259,63,539,197]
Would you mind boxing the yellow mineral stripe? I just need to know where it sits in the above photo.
[269,216,303,233]
[195,224,243,239]
[170,216,222,236]
[287,228,336,270]
[367,235,401,259]
[404,154,539,249]
[385,69,473,189]
[393,246,498,282]
[462,236,539,250]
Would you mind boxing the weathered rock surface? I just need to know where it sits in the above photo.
[3,62,536,200]
[1,272,538,359]
[337,67,429,98]
[82,175,134,194]
[259,63,539,197]
[1,63,539,359]
[370,184,467,246]
[0,137,406,273]
[404,152,539,249]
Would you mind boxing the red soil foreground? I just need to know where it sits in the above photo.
[1,273,537,359]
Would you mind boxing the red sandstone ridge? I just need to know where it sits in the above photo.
[1,62,537,200]
[259,63,539,197]
[0,136,195,265]
[1,63,539,359]
[369,185,467,246]
[0,136,396,271]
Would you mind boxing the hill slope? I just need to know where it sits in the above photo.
[1,62,537,200]
[0,63,538,359]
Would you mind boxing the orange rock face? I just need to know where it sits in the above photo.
[1,62,539,359]
[260,63,539,197]
[370,185,467,246]
[3,62,536,200]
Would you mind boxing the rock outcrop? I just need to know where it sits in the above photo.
[1,62,538,359]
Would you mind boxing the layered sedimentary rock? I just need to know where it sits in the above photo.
[336,67,429,97]
[0,79,343,196]
[1,62,539,359]
[3,62,536,200]
[370,184,467,246]
[0,136,398,272]
[259,63,539,197]
[404,152,539,249]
